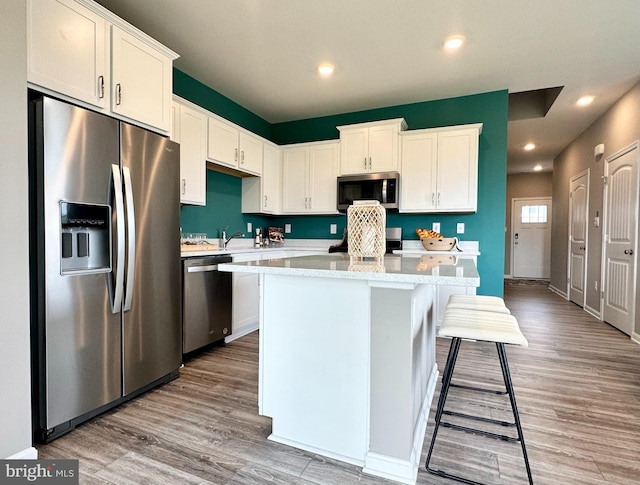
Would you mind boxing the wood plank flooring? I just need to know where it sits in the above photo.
[38,284,640,484]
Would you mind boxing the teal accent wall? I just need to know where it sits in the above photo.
[174,68,508,296]
[173,69,271,139]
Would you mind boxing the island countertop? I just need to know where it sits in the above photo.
[218,253,479,287]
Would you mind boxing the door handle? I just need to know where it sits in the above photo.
[110,164,125,313]
[624,249,634,255]
[580,246,585,250]
[123,166,136,312]
[187,264,219,273]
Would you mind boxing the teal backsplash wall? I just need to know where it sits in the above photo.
[175,68,508,296]
[180,170,270,239]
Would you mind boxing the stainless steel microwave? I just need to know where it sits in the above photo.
[336,171,399,211]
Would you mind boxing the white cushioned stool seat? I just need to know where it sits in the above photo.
[446,294,511,314]
[439,309,528,347]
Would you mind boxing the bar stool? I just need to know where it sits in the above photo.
[440,295,511,394]
[425,308,534,485]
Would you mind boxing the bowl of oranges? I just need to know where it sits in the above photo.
[416,228,457,251]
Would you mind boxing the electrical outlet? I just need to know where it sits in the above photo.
[330,223,337,234]
[247,222,252,233]
[284,223,292,234]
[456,223,465,234]
[432,222,441,233]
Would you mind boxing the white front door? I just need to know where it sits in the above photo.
[569,171,589,306]
[603,142,639,335]
[512,197,552,278]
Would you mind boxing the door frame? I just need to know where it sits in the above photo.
[510,196,552,279]
[567,169,590,306]
[601,140,639,335]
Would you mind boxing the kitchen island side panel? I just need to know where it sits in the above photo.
[259,273,371,464]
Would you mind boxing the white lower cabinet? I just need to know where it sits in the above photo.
[231,252,262,340]
[281,142,338,214]
[172,98,206,205]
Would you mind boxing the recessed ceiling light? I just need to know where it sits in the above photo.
[317,63,335,76]
[576,95,594,106]
[443,35,465,50]
[524,143,536,151]
[533,165,543,171]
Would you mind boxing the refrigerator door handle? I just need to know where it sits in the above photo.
[123,166,136,312]
[110,164,125,313]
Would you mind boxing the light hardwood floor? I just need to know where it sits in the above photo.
[38,283,640,484]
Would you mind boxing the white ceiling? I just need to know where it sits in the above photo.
[96,0,640,174]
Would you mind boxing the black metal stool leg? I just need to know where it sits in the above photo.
[426,338,460,470]
[441,335,460,386]
[497,343,534,485]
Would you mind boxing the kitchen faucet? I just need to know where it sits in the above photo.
[221,228,245,249]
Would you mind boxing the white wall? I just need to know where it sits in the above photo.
[0,1,34,458]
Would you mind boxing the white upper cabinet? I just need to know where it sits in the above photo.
[27,0,178,134]
[338,119,407,175]
[281,142,338,214]
[399,124,482,213]
[110,26,173,132]
[28,0,108,109]
[400,131,438,211]
[242,143,281,214]
[207,116,263,176]
[172,98,207,206]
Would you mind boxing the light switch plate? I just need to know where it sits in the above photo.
[330,223,337,234]
[284,223,292,234]
[456,223,465,234]
[432,222,441,233]
[247,222,252,233]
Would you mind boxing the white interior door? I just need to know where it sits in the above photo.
[569,171,589,306]
[512,197,552,278]
[603,142,638,335]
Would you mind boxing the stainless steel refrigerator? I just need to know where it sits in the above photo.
[29,94,182,442]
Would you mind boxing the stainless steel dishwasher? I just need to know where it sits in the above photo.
[182,255,232,354]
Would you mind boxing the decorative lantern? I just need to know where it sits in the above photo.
[347,200,386,261]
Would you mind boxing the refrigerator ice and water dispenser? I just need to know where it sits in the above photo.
[59,201,111,274]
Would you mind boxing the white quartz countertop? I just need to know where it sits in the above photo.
[219,253,479,286]
[180,245,328,258]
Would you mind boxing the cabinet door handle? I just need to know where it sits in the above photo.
[115,84,122,105]
[308,197,312,209]
[364,157,367,170]
[241,150,245,164]
[624,249,634,255]
[369,157,372,170]
[264,195,267,207]
[432,193,435,206]
[181,178,186,195]
[437,193,441,206]
[234,148,238,162]
[98,75,105,99]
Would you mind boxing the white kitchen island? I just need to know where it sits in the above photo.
[219,253,479,484]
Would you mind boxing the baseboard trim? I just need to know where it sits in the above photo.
[584,305,601,320]
[548,285,568,299]
[6,447,38,460]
